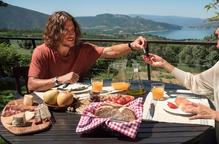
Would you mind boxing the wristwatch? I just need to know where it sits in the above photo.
[128,42,135,51]
[52,77,60,86]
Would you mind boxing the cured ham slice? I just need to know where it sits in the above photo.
[175,96,195,111]
[1,104,35,117]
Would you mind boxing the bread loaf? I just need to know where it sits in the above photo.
[95,104,136,122]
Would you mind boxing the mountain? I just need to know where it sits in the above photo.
[195,21,219,29]
[0,4,48,30]
[0,5,181,34]
[76,14,181,35]
[130,14,206,27]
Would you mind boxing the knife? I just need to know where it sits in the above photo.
[149,103,155,118]
[62,83,70,88]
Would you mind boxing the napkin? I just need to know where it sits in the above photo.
[143,92,215,127]
[176,89,192,93]
[76,98,143,139]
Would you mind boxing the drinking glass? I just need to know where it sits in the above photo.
[151,83,165,100]
[90,78,103,102]
[91,78,103,93]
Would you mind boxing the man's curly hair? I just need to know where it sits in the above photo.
[44,11,81,50]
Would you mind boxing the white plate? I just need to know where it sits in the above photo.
[163,99,193,116]
[71,88,91,94]
[58,83,90,91]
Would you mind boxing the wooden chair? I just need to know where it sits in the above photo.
[12,66,29,97]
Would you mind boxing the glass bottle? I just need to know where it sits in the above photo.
[128,63,145,96]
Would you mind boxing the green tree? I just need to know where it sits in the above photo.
[205,0,219,21]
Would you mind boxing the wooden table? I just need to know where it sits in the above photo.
[0,80,214,144]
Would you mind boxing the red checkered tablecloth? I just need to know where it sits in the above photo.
[76,98,143,139]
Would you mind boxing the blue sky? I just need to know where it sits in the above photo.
[3,0,216,19]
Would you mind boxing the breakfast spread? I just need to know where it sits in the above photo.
[1,98,51,135]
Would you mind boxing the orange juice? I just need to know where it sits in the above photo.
[152,87,164,100]
[92,81,103,92]
[111,82,130,90]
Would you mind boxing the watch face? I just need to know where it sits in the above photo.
[52,77,59,86]
[55,77,59,85]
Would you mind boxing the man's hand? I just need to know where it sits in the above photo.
[58,72,79,84]
[130,36,147,50]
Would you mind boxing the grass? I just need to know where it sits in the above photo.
[0,138,6,144]
[0,90,15,110]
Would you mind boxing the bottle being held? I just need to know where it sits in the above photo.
[128,62,145,96]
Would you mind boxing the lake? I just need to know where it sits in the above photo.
[147,27,215,40]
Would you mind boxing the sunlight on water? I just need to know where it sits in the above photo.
[148,27,215,40]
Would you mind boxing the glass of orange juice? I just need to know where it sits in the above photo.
[151,83,165,100]
[91,78,103,93]
[90,78,103,102]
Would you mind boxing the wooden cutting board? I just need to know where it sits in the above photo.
[1,99,51,135]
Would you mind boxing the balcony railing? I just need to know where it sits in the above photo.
[0,36,217,80]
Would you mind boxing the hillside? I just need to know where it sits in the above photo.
[130,14,206,27]
[76,14,181,35]
[0,5,48,30]
[0,5,182,34]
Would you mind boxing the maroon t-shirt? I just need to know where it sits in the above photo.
[28,42,103,79]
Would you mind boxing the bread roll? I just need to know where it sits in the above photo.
[57,91,73,107]
[43,89,59,105]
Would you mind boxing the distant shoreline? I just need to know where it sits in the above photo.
[137,27,214,40]
[135,30,169,34]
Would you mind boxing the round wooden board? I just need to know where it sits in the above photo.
[0,99,51,135]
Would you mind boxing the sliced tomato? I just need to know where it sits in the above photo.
[116,99,122,105]
[125,95,134,102]
[124,96,131,103]
[167,102,178,109]
[121,97,127,104]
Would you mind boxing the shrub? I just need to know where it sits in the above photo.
[0,43,31,76]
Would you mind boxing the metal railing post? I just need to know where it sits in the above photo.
[146,43,151,80]
[31,39,36,48]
